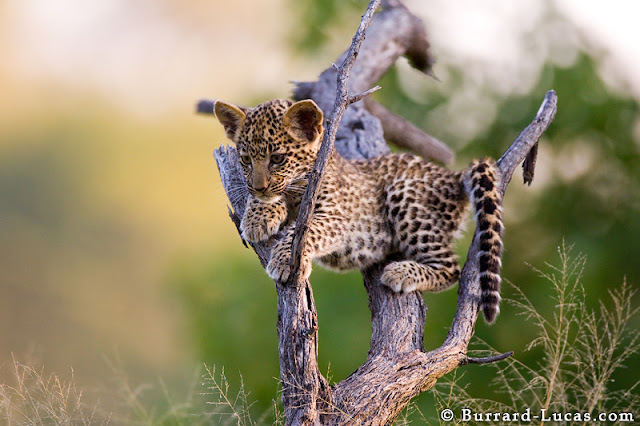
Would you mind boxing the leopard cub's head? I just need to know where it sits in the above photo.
[215,99,324,203]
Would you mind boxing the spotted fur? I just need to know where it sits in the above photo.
[463,160,504,323]
[214,99,504,323]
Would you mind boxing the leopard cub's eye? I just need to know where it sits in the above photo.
[239,154,252,165]
[270,153,286,165]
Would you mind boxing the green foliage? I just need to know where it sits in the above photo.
[105,361,282,425]
[474,54,640,321]
[166,255,280,416]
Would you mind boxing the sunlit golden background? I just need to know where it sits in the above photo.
[1,0,639,421]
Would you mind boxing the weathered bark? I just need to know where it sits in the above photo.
[211,0,557,424]
[363,97,454,164]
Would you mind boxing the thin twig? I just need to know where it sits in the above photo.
[348,86,382,105]
[461,351,514,366]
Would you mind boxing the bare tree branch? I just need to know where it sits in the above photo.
[379,0,434,76]
[364,97,454,164]
[497,92,557,193]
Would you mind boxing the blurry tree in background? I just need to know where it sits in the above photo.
[172,0,640,421]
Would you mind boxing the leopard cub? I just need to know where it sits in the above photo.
[214,99,504,322]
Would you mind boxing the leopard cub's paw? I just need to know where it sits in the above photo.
[240,201,288,242]
[266,257,291,283]
[266,250,312,283]
[266,242,292,282]
[381,261,419,293]
[240,215,281,242]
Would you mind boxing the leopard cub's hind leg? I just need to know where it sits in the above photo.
[381,252,460,293]
[381,205,462,293]
[381,170,466,294]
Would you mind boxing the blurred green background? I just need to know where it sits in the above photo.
[1,0,639,422]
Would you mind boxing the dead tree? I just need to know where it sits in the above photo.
[207,0,557,424]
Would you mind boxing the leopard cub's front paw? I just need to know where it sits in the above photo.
[240,215,282,242]
[266,251,312,284]
[266,257,292,283]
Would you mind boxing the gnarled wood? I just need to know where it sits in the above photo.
[210,0,557,424]
[364,97,454,164]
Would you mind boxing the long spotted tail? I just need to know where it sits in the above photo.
[463,159,504,323]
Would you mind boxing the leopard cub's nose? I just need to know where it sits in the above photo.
[252,173,270,193]
[254,183,268,193]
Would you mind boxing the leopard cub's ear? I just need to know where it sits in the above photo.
[214,101,247,143]
[283,100,324,143]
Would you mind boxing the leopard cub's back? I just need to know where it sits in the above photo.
[378,153,469,249]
